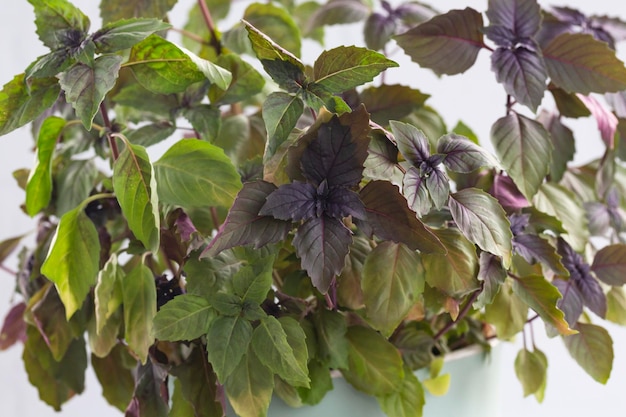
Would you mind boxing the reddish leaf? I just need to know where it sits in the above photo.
[592,244,626,286]
[576,94,618,147]
[0,302,26,350]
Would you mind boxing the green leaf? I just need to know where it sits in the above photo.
[126,121,176,147]
[29,285,76,361]
[26,116,65,216]
[55,159,98,216]
[563,323,613,383]
[0,234,24,266]
[153,294,214,341]
[306,0,370,33]
[128,35,230,94]
[263,92,304,162]
[422,228,480,297]
[514,348,547,397]
[232,252,276,304]
[170,379,196,417]
[490,113,552,200]
[122,263,156,363]
[91,345,135,411]
[154,138,242,210]
[244,2,302,58]
[28,0,90,50]
[88,308,122,358]
[512,275,575,335]
[170,347,223,417]
[591,244,626,286]
[278,316,309,385]
[449,188,513,267]
[207,315,253,382]
[362,242,424,337]
[395,8,484,75]
[342,325,404,396]
[297,359,333,406]
[606,287,626,325]
[394,326,435,370]
[313,309,349,369]
[0,74,60,136]
[224,351,274,417]
[59,56,123,129]
[437,133,500,173]
[360,84,429,126]
[536,110,575,183]
[100,0,177,23]
[92,18,172,53]
[377,367,425,417]
[543,33,626,94]
[360,180,445,254]
[41,206,100,319]
[251,315,310,387]
[243,19,305,71]
[533,182,588,252]
[113,140,160,253]
[209,53,266,105]
[484,279,528,339]
[313,46,398,93]
[422,373,450,397]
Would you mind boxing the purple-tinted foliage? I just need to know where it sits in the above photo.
[486,0,541,39]
[552,278,583,328]
[557,238,607,318]
[509,213,530,236]
[325,186,367,220]
[260,181,318,221]
[490,174,529,212]
[301,116,367,188]
[547,6,618,48]
[0,302,27,350]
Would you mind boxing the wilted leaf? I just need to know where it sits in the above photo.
[395,8,484,75]
[41,206,100,319]
[113,141,160,253]
[491,113,552,200]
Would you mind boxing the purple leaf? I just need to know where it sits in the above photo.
[536,110,575,183]
[584,202,611,236]
[486,0,542,38]
[509,213,531,236]
[576,94,618,147]
[326,187,367,220]
[491,46,547,111]
[395,8,484,76]
[512,233,568,275]
[301,116,368,187]
[364,12,397,51]
[552,278,584,328]
[474,252,507,309]
[483,25,517,47]
[605,91,626,118]
[402,167,432,217]
[260,181,317,221]
[125,360,169,417]
[359,84,430,125]
[202,181,291,257]
[425,168,449,210]
[390,120,430,165]
[591,244,626,286]
[491,174,529,211]
[293,216,352,293]
[359,181,445,254]
[0,302,26,350]
[437,133,500,173]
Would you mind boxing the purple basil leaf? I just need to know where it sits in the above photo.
[293,216,352,293]
[0,302,27,350]
[584,202,611,236]
[508,214,530,236]
[202,181,292,257]
[512,233,568,275]
[483,25,517,48]
[259,181,317,221]
[552,278,583,328]
[326,187,367,220]
[301,116,367,187]
[394,2,438,26]
[402,167,432,217]
[425,168,449,210]
[491,46,547,111]
[590,15,626,45]
[359,180,445,253]
[536,110,575,183]
[390,120,430,165]
[605,91,626,118]
[591,244,626,286]
[490,174,529,212]
[437,133,500,173]
[474,252,507,309]
[125,360,169,417]
[364,12,397,51]
[486,0,542,38]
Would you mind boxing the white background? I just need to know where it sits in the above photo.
[1,1,625,416]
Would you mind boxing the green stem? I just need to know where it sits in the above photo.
[100,103,119,160]
[433,284,483,341]
[81,193,116,210]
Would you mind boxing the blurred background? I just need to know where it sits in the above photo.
[0,1,624,416]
